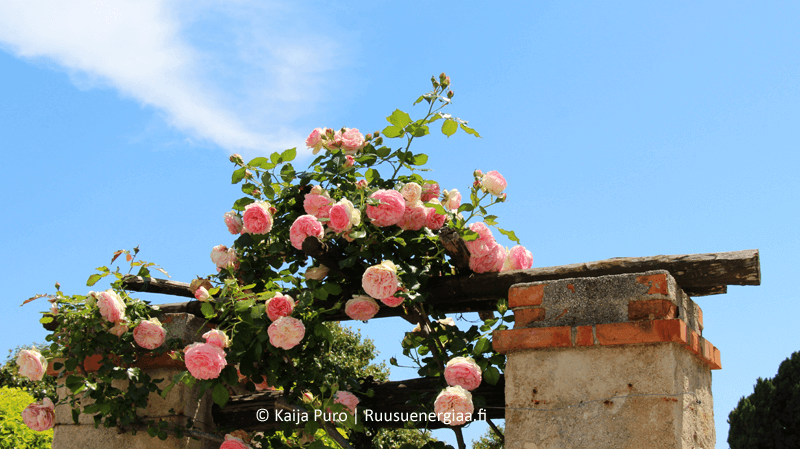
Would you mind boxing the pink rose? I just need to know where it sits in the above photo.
[400,182,422,203]
[345,295,380,321]
[133,318,166,350]
[340,128,365,155]
[464,222,496,257]
[242,201,273,234]
[434,386,474,426]
[366,190,405,227]
[334,390,359,414]
[304,265,329,280]
[381,294,404,307]
[266,293,295,321]
[397,201,428,231]
[211,245,238,272]
[221,434,251,449]
[290,215,325,250]
[469,243,506,274]
[355,179,368,190]
[361,261,399,300]
[203,329,231,349]
[502,245,533,271]
[480,170,507,196]
[195,286,211,301]
[268,317,305,350]
[108,320,129,337]
[223,211,244,234]
[16,349,46,381]
[21,397,55,432]
[444,357,482,391]
[306,127,326,155]
[425,199,448,230]
[303,189,333,219]
[444,189,462,211]
[344,155,355,167]
[184,342,227,380]
[97,289,126,323]
[328,198,360,233]
[421,182,440,202]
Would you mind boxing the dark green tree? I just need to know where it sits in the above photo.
[472,424,504,449]
[728,351,800,448]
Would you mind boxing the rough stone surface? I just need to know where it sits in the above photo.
[504,343,715,449]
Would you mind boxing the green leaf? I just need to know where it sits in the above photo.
[461,229,479,241]
[231,167,247,184]
[474,338,492,355]
[387,109,412,128]
[280,163,295,182]
[441,119,458,137]
[248,157,268,167]
[376,146,391,158]
[484,366,500,385]
[484,215,498,226]
[412,154,429,165]
[323,283,342,295]
[241,183,256,195]
[382,125,403,138]
[413,95,425,105]
[200,302,216,319]
[263,184,275,199]
[40,316,53,324]
[281,147,297,162]
[459,122,482,138]
[233,197,255,211]
[497,227,521,244]
[365,168,379,183]
[407,123,429,137]
[425,202,447,215]
[270,152,281,164]
[86,273,105,287]
[212,383,229,407]
[66,375,85,393]
[458,203,474,213]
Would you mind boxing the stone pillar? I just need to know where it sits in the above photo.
[493,270,720,449]
[49,313,216,449]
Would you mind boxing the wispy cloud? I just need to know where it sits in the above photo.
[0,0,342,155]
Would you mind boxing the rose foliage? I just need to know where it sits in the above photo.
[24,74,526,449]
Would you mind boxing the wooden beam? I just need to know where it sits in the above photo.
[212,375,505,431]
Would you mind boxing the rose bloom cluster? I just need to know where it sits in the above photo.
[184,329,230,380]
[17,350,56,432]
[466,222,533,274]
[305,127,366,156]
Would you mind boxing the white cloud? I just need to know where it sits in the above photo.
[0,0,341,155]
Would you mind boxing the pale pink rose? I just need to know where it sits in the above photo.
[108,320,129,337]
[381,294,404,307]
[303,189,334,219]
[344,155,355,167]
[334,390,359,414]
[50,303,58,315]
[97,289,126,323]
[266,294,295,321]
[195,286,211,301]
[397,201,428,231]
[345,295,380,321]
[220,433,251,449]
[224,211,244,234]
[184,342,227,380]
[469,243,506,274]
[361,261,399,300]
[400,182,422,203]
[133,318,166,350]
[211,245,238,272]
[268,317,305,350]
[340,128,365,155]
[425,199,448,230]
[366,190,405,227]
[242,201,273,234]
[21,397,55,432]
[328,198,358,233]
[434,386,474,426]
[464,222,496,257]
[203,329,231,349]
[444,189,462,211]
[304,265,329,280]
[502,245,533,271]
[306,127,325,155]
[16,349,46,381]
[290,214,325,250]
[480,170,507,196]
[444,357,482,391]
[421,182,440,202]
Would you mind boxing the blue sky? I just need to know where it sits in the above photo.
[1,1,798,447]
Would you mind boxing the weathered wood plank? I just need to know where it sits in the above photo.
[212,375,505,431]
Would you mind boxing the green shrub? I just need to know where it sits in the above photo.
[0,386,54,449]
[728,351,800,448]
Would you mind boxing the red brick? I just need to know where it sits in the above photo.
[576,326,594,346]
[514,308,546,327]
[636,274,669,295]
[628,299,678,321]
[595,319,687,346]
[493,326,572,354]
[509,284,545,308]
